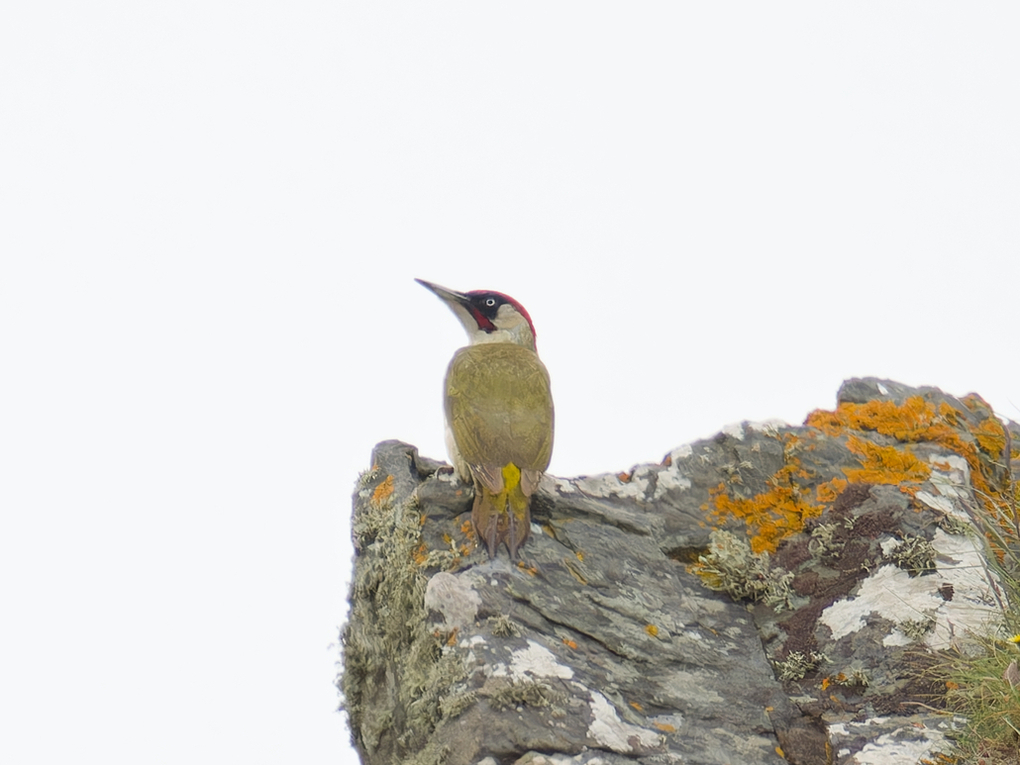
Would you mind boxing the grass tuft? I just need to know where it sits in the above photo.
[927,416,1020,763]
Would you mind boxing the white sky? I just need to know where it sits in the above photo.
[2,4,1018,764]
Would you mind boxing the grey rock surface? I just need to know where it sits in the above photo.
[341,378,1019,765]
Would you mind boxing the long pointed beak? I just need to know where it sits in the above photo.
[415,278,471,308]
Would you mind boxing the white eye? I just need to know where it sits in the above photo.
[485,298,496,307]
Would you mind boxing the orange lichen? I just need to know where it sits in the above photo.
[654,722,677,733]
[412,542,428,566]
[705,392,1014,563]
[371,475,395,507]
[807,395,1013,531]
[629,701,643,711]
[962,393,988,413]
[807,396,951,442]
[645,624,659,637]
[617,471,633,483]
[517,560,538,576]
[938,401,960,423]
[842,435,931,494]
[820,677,831,690]
[575,551,585,562]
[562,638,577,650]
[816,478,848,504]
[704,434,823,554]
[974,417,1006,458]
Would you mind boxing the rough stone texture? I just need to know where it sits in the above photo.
[341,379,1020,765]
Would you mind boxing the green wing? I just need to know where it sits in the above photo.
[444,344,554,481]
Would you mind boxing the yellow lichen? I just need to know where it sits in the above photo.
[645,624,659,637]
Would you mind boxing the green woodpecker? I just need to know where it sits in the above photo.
[416,279,554,559]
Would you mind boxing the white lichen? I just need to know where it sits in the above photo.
[652,465,692,499]
[507,639,574,680]
[721,422,746,440]
[586,689,661,753]
[747,419,788,436]
[575,471,649,499]
[424,572,481,629]
[820,529,1000,649]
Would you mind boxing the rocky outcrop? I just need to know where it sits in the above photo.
[341,379,1019,765]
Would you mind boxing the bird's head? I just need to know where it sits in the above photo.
[415,278,537,351]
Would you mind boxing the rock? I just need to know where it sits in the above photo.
[340,378,1019,765]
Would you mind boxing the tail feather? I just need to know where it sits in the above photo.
[471,490,502,558]
[472,462,532,558]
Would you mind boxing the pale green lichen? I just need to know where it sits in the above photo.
[774,650,829,681]
[422,547,457,570]
[488,614,521,637]
[936,513,972,537]
[342,477,467,761]
[357,466,382,489]
[439,690,478,719]
[488,679,564,711]
[890,535,937,576]
[834,664,870,688]
[694,529,795,611]
[808,522,845,559]
[897,611,937,640]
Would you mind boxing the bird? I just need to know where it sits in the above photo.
[415,278,554,559]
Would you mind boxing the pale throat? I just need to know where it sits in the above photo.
[467,324,536,350]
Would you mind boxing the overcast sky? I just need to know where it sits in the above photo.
[2,3,1018,764]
